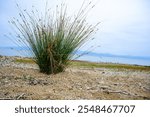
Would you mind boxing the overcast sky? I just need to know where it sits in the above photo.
[0,0,150,57]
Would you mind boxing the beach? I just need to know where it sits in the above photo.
[0,56,150,100]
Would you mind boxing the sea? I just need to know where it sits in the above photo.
[0,47,150,66]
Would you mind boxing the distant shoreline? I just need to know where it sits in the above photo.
[0,47,150,66]
[0,55,150,71]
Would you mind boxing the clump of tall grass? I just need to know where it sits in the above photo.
[10,1,99,74]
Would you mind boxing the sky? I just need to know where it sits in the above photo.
[0,0,150,57]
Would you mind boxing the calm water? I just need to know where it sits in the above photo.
[0,47,150,66]
[77,55,150,66]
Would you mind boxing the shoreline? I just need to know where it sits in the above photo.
[1,55,150,67]
[1,48,150,66]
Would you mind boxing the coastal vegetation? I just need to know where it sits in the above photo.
[10,1,98,74]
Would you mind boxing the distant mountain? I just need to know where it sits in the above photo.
[75,50,150,60]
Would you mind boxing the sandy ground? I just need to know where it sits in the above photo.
[0,56,150,100]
